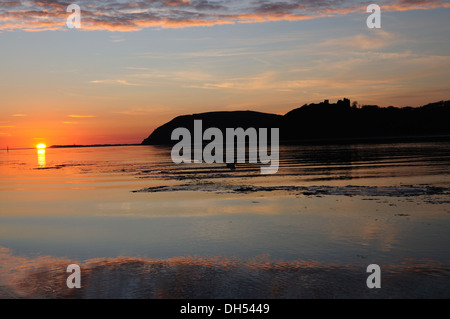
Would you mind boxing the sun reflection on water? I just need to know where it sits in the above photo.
[37,149,46,167]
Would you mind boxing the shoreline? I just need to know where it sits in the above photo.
[142,134,450,146]
[2,134,450,151]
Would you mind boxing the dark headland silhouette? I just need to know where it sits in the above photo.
[141,99,450,145]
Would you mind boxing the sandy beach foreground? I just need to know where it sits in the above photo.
[1,248,449,299]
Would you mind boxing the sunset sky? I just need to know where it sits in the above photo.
[0,0,449,148]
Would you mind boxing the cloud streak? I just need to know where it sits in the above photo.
[0,0,449,31]
[90,79,140,86]
[68,114,96,118]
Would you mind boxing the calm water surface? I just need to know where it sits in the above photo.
[1,141,449,298]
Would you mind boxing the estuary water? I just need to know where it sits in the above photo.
[0,139,449,298]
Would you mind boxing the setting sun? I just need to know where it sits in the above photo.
[36,143,46,149]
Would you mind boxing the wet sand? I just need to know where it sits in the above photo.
[1,250,449,299]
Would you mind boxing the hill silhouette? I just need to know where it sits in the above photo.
[141,111,281,145]
[141,99,450,145]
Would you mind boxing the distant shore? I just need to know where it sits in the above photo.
[2,135,450,151]
[0,144,140,151]
[49,143,141,149]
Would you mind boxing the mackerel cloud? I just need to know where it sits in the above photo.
[0,0,449,31]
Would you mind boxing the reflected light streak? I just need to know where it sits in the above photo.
[37,149,46,167]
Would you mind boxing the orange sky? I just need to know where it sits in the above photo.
[1,1,449,149]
